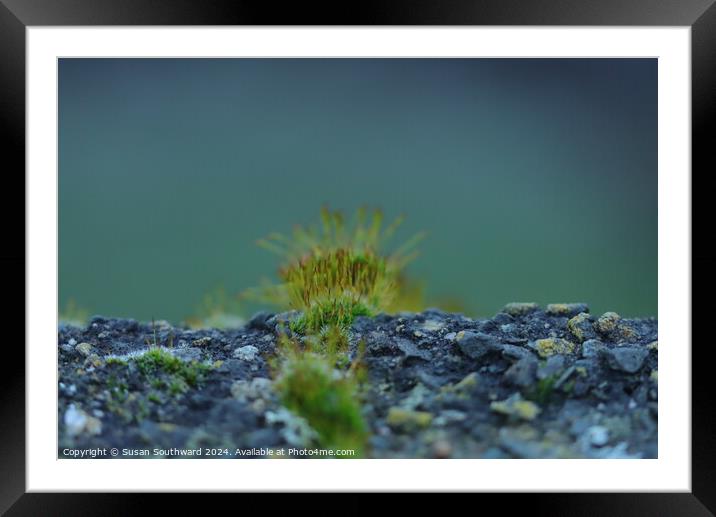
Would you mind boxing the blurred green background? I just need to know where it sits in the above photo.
[59,58,657,323]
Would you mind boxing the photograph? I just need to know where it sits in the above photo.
[57,57,658,460]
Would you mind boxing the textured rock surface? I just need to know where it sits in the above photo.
[58,305,658,459]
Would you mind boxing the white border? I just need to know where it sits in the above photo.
[27,27,690,492]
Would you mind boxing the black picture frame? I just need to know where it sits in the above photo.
[2,0,714,513]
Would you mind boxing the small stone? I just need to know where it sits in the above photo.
[647,341,658,350]
[585,425,609,447]
[497,425,542,457]
[247,311,274,331]
[581,339,605,358]
[233,345,259,362]
[615,324,639,343]
[400,383,430,410]
[490,393,541,421]
[391,338,429,361]
[172,347,202,362]
[413,330,425,338]
[501,344,533,361]
[453,372,479,392]
[84,353,103,368]
[504,356,538,387]
[432,440,453,459]
[265,408,318,447]
[455,331,501,360]
[64,405,87,436]
[439,409,467,423]
[650,369,658,382]
[444,332,457,341]
[595,312,621,335]
[554,366,577,390]
[502,302,539,317]
[60,383,77,396]
[84,416,103,436]
[67,338,77,346]
[231,377,273,402]
[567,313,596,343]
[439,372,479,397]
[386,408,432,432]
[191,337,212,347]
[158,422,177,433]
[421,320,444,332]
[75,342,94,356]
[64,404,101,437]
[546,303,589,317]
[605,347,649,373]
[538,355,566,380]
[534,338,576,358]
[491,312,514,325]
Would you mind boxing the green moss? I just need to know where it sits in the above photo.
[526,375,558,405]
[106,374,128,403]
[168,378,189,396]
[105,357,128,366]
[282,248,394,333]
[275,351,367,456]
[248,207,424,331]
[135,348,209,390]
[107,348,212,401]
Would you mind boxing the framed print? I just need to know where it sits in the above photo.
[2,0,714,513]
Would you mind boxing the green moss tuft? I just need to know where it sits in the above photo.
[247,207,424,331]
[135,348,210,392]
[526,375,558,405]
[275,351,367,455]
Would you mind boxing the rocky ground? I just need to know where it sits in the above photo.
[58,303,657,459]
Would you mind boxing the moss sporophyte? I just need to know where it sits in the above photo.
[248,207,424,457]
[249,207,424,332]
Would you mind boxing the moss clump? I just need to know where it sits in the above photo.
[250,207,423,332]
[275,349,367,455]
[103,348,212,423]
[135,348,211,395]
[526,375,558,405]
[105,356,128,367]
[284,250,383,333]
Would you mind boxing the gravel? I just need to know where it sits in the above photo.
[58,304,658,459]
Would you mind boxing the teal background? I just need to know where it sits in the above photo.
[59,58,657,322]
